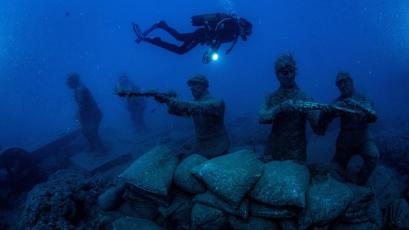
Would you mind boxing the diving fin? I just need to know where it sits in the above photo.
[132,23,143,44]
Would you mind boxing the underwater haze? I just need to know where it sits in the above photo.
[1,0,409,149]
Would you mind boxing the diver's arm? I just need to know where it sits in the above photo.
[210,39,222,51]
[225,36,238,54]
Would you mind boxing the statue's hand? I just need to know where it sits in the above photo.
[279,100,298,113]
[154,94,171,104]
[322,105,338,115]
[388,199,409,228]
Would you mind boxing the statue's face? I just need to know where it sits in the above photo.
[337,79,354,98]
[66,77,79,89]
[276,68,296,88]
[190,83,207,99]
[118,75,129,87]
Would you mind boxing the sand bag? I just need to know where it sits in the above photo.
[98,184,125,211]
[332,222,382,230]
[158,192,193,230]
[383,198,409,230]
[250,200,298,218]
[299,176,353,229]
[278,219,298,230]
[192,149,264,207]
[193,191,249,219]
[112,217,165,230]
[250,160,310,208]
[228,216,279,230]
[119,145,179,196]
[121,188,159,219]
[340,184,379,224]
[174,154,207,194]
[191,203,227,230]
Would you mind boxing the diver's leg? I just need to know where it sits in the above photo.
[152,22,193,42]
[132,23,144,43]
[144,37,198,54]
[132,21,166,40]
[133,21,196,44]
[140,21,164,37]
[133,22,172,43]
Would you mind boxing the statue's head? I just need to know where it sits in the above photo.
[274,54,297,88]
[336,71,354,98]
[187,74,209,100]
[66,73,80,89]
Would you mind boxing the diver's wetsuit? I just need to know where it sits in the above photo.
[138,15,242,55]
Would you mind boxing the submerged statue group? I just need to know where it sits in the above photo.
[67,53,378,187]
[5,12,409,230]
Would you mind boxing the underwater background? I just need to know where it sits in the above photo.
[2,1,409,229]
[1,0,409,150]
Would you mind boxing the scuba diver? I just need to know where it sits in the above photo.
[132,13,252,64]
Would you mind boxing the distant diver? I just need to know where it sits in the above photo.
[132,13,252,64]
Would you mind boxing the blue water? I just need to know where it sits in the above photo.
[1,0,409,149]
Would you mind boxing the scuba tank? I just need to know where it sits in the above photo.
[191,13,228,27]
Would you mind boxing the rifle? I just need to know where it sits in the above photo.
[281,100,358,115]
[279,100,374,121]
[115,88,177,99]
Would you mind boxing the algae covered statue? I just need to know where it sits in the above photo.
[132,13,252,64]
[66,73,105,153]
[258,54,323,162]
[117,73,147,133]
[154,74,231,158]
[319,72,379,185]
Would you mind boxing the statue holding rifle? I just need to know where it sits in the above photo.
[116,74,230,159]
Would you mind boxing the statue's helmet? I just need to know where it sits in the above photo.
[187,74,209,88]
[274,54,297,73]
[336,71,352,84]
[66,72,80,88]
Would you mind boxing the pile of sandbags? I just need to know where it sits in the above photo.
[98,145,382,230]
